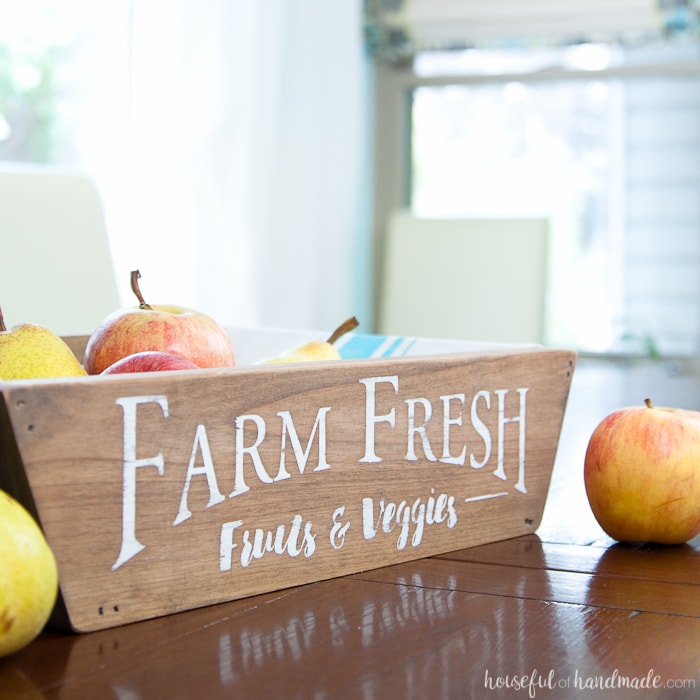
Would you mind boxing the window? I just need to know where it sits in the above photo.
[407,42,700,356]
[0,1,131,169]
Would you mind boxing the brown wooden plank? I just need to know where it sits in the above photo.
[354,556,700,617]
[2,574,697,699]
[0,347,574,631]
[439,534,700,584]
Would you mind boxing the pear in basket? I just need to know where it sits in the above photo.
[0,307,86,380]
[259,317,359,364]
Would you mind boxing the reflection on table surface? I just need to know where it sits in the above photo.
[1,357,698,699]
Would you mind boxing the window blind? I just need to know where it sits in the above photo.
[404,0,659,42]
[366,1,673,61]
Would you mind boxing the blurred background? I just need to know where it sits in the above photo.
[1,0,698,361]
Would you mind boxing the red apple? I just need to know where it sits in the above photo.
[101,351,199,374]
[84,270,235,374]
[584,398,700,544]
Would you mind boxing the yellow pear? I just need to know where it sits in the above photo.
[259,317,359,364]
[0,490,58,658]
[0,307,87,380]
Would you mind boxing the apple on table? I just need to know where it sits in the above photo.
[84,270,235,375]
[584,398,700,545]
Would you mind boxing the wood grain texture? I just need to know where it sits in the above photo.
[356,553,700,616]
[1,568,697,699]
[0,347,574,631]
[2,356,698,699]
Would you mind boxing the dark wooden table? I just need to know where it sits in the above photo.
[2,357,699,699]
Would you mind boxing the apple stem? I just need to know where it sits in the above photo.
[131,270,153,310]
[644,398,654,409]
[326,316,359,346]
[0,307,6,333]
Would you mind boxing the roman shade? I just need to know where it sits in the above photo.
[366,1,681,61]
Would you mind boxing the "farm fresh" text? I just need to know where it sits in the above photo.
[111,375,528,570]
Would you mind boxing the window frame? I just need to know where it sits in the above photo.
[370,52,700,356]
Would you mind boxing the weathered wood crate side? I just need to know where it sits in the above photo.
[0,347,575,632]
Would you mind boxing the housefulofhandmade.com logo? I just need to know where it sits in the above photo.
[483,669,696,697]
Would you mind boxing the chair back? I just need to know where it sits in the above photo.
[0,166,119,336]
[378,211,549,344]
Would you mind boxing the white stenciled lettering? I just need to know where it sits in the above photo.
[275,407,332,480]
[405,397,436,462]
[360,375,399,463]
[330,506,350,550]
[492,388,528,493]
[440,393,467,465]
[362,489,458,550]
[173,423,226,526]
[231,414,271,497]
[470,390,491,468]
[219,515,316,571]
[113,395,169,570]
[358,377,528,492]
[231,410,332,499]
[219,519,244,572]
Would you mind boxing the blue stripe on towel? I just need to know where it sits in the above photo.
[336,334,417,359]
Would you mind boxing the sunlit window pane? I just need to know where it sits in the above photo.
[410,46,700,355]
[0,0,130,167]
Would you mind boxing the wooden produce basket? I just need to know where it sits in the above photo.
[0,329,576,632]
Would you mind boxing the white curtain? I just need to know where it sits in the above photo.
[112,0,370,332]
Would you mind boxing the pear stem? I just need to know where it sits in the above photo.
[644,398,654,409]
[326,316,359,345]
[131,270,153,310]
[0,307,6,333]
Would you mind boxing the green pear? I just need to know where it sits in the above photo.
[259,317,359,365]
[0,489,58,658]
[0,307,87,380]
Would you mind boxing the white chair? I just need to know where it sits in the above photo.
[378,211,549,345]
[0,165,120,336]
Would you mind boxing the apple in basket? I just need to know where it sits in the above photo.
[83,270,235,374]
[101,351,200,374]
